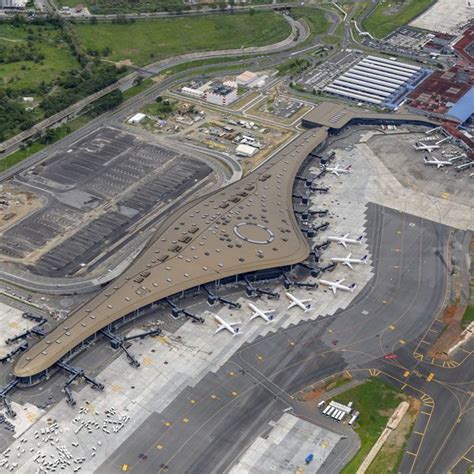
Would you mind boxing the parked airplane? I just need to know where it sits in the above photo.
[414,142,440,152]
[423,156,453,169]
[285,292,312,312]
[248,303,276,323]
[330,253,368,270]
[319,279,356,295]
[325,164,351,177]
[213,314,242,336]
[327,233,363,249]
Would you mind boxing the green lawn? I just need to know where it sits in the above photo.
[461,304,474,330]
[291,7,331,41]
[0,23,79,91]
[362,0,434,39]
[334,377,407,474]
[74,12,291,66]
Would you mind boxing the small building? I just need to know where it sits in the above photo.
[128,113,146,124]
[205,84,237,106]
[237,71,258,86]
[22,97,34,103]
[236,144,258,157]
[181,86,205,99]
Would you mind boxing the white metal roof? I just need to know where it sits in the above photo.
[323,86,382,104]
[335,77,395,94]
[367,55,421,71]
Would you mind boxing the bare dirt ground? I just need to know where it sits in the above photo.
[428,237,473,358]
[0,184,42,233]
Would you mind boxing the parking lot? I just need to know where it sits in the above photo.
[0,128,214,276]
[299,50,362,92]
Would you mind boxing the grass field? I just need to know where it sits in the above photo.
[0,23,79,91]
[362,0,434,39]
[291,7,331,42]
[74,12,291,67]
[334,377,407,474]
[461,304,474,330]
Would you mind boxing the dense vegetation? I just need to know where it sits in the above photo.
[0,16,124,142]
[57,0,276,15]
[74,11,291,66]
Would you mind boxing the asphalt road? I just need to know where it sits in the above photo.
[95,203,471,473]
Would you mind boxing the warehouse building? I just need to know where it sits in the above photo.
[323,55,430,109]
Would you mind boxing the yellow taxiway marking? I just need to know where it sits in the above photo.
[156,444,163,450]
[210,394,218,400]
[389,325,396,330]
[142,356,153,366]
[441,192,449,199]
[327,329,333,333]
[401,384,407,390]
[111,384,124,392]
[289,341,296,346]
[228,371,235,376]
[122,464,129,472]
[369,369,380,377]
[394,265,399,269]
[403,371,411,378]
[231,391,238,397]
[383,300,388,304]
[345,370,351,378]
[182,418,189,423]
[257,355,263,360]
[399,339,406,345]
[396,230,401,234]
[164,421,172,427]
[156,335,171,345]
[190,399,196,404]
[427,373,435,382]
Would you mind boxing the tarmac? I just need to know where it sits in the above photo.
[0,126,471,473]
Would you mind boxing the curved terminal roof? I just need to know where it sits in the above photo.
[14,127,328,379]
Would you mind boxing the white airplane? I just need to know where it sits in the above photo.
[327,233,363,249]
[213,314,242,336]
[414,142,440,152]
[331,252,368,270]
[423,156,453,169]
[285,292,312,312]
[319,278,356,295]
[248,303,276,323]
[325,164,351,176]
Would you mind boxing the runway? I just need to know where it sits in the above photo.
[96,202,470,473]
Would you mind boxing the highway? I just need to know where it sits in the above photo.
[95,203,472,473]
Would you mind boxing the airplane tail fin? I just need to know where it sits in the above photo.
[350,283,356,292]
[362,255,368,263]
[356,235,363,242]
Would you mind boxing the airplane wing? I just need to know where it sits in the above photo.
[287,302,297,309]
[340,241,348,249]
[215,325,226,334]
[330,286,337,295]
[345,261,354,270]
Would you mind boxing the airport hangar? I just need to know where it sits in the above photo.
[13,104,435,386]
